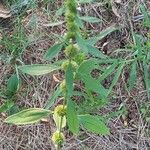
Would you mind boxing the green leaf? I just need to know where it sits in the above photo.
[76,34,88,53]
[128,61,137,90]
[53,112,66,129]
[45,86,62,109]
[7,74,20,96]
[0,100,14,113]
[5,108,51,125]
[7,104,20,115]
[105,106,127,120]
[79,16,101,23]
[86,45,107,59]
[140,4,150,27]
[67,100,79,134]
[65,63,74,97]
[85,77,107,99]
[143,60,150,99]
[19,64,60,76]
[56,6,65,16]
[107,63,124,96]
[98,61,118,82]
[79,114,110,135]
[75,15,84,29]
[87,25,118,45]
[77,59,108,99]
[43,43,63,60]
[76,34,107,59]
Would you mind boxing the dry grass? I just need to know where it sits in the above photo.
[0,0,150,149]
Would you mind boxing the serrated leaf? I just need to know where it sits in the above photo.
[86,45,107,59]
[5,108,51,125]
[44,43,63,60]
[76,34,107,59]
[98,61,118,82]
[79,16,101,23]
[77,59,108,99]
[67,100,79,134]
[19,64,60,76]
[76,34,88,53]
[87,25,118,45]
[84,77,107,99]
[75,15,84,29]
[65,63,74,97]
[79,114,110,135]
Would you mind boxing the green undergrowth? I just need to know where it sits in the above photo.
[0,0,150,149]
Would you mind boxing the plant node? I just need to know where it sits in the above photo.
[54,105,67,117]
[52,131,65,145]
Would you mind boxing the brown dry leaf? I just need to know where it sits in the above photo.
[0,2,11,18]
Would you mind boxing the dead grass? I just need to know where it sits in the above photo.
[0,0,150,149]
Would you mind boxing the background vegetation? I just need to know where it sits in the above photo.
[0,0,150,149]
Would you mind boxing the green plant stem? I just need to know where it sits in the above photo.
[55,0,78,149]
[56,95,67,149]
[56,144,61,150]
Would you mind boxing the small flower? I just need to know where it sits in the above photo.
[65,12,75,22]
[64,44,79,58]
[65,0,77,14]
[73,53,86,65]
[61,60,78,71]
[66,32,76,40]
[54,105,67,117]
[67,22,78,32]
[52,131,65,145]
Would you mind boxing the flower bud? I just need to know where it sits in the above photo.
[54,105,67,117]
[73,53,86,64]
[52,131,64,145]
[61,60,78,71]
[65,12,75,22]
[67,22,78,32]
[65,0,77,14]
[66,32,76,40]
[64,44,79,58]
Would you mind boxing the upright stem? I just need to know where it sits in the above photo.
[56,0,79,149]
